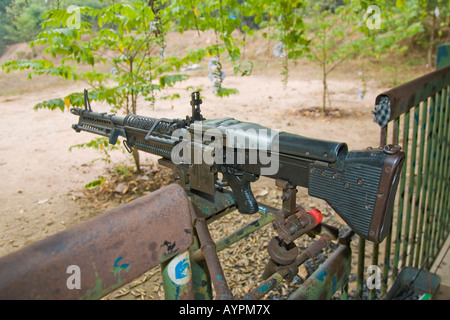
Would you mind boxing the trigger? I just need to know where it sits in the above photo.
[124,140,133,153]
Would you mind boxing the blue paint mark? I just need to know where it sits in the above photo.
[414,112,419,122]
[258,205,268,217]
[174,284,180,300]
[217,274,223,281]
[175,258,189,280]
[332,275,337,294]
[114,256,130,270]
[315,265,328,281]
[258,283,270,294]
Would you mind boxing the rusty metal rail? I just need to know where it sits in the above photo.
[0,184,193,300]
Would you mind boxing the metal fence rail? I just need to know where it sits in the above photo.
[358,64,450,299]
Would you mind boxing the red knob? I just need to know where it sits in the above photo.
[307,209,323,226]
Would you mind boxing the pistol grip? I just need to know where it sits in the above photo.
[222,168,259,214]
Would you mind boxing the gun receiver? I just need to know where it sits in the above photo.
[71,91,404,243]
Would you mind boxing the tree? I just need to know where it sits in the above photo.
[0,0,112,55]
[416,0,450,67]
[3,0,48,43]
[0,0,13,55]
[2,1,195,172]
[302,0,366,113]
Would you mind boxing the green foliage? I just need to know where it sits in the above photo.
[34,98,66,111]
[251,0,308,86]
[356,0,427,85]
[3,0,47,43]
[0,1,12,55]
[416,0,450,66]
[112,163,134,178]
[85,176,105,189]
[69,137,123,164]
[358,0,424,58]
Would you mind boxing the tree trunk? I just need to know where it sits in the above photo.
[322,62,327,115]
[322,27,327,115]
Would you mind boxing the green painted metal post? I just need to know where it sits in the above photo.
[189,258,213,300]
[430,88,448,258]
[189,234,213,300]
[340,282,349,300]
[408,101,427,266]
[288,243,352,300]
[393,111,410,276]
[446,87,450,231]
[438,86,450,242]
[356,237,365,300]
[414,99,431,268]
[161,250,195,300]
[422,92,441,268]
[437,43,450,70]
[369,242,379,300]
[426,91,443,263]
[403,105,419,268]
[417,97,435,268]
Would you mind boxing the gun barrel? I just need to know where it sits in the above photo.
[70,108,126,138]
[278,132,348,163]
[70,108,182,157]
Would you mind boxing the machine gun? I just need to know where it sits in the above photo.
[71,91,404,244]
